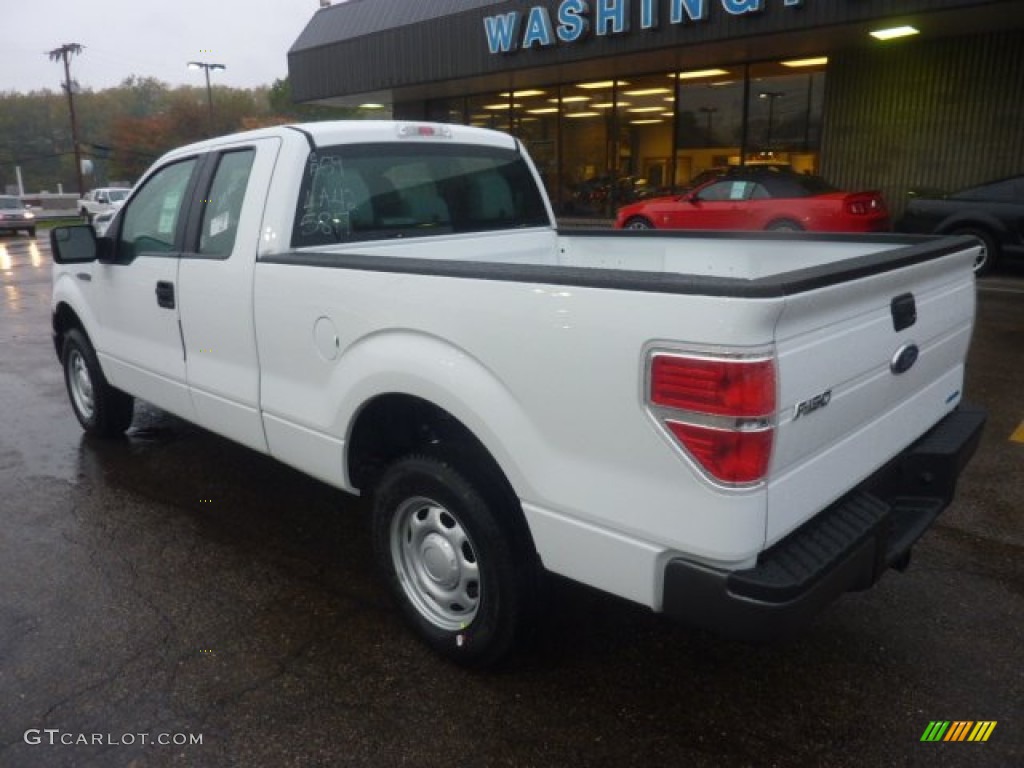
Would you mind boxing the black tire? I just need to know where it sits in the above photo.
[26,227,36,238]
[766,219,803,232]
[624,216,654,230]
[371,451,541,667]
[950,226,998,276]
[61,328,134,437]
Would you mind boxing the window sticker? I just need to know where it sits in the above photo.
[209,211,230,237]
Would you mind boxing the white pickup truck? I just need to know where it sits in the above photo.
[50,121,985,666]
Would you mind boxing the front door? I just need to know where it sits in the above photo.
[92,157,200,420]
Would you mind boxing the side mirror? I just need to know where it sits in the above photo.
[50,225,98,264]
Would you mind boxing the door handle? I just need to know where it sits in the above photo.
[155,281,175,309]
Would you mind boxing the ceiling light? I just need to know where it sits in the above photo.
[499,89,546,97]
[576,80,627,89]
[628,106,664,113]
[870,26,919,41]
[622,87,672,96]
[565,111,601,118]
[591,101,630,108]
[527,107,559,114]
[781,57,828,67]
[483,103,521,110]
[675,68,729,80]
[630,119,663,125]
[359,103,385,109]
[556,96,591,103]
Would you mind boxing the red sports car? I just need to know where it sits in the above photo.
[615,169,890,233]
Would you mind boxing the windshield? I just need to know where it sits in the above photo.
[108,190,130,202]
[0,196,20,208]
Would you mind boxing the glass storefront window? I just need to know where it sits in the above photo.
[448,57,826,217]
[509,89,559,205]
[745,60,826,174]
[674,66,746,188]
[617,74,676,204]
[427,97,466,125]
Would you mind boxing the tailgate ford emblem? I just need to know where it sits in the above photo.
[890,343,919,375]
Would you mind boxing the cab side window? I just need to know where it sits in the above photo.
[119,159,197,261]
[198,149,255,257]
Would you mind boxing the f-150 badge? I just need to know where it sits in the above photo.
[794,389,832,420]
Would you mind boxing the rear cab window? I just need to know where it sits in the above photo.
[290,143,549,249]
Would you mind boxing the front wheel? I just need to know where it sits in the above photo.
[61,328,134,437]
[372,452,540,667]
[624,216,654,230]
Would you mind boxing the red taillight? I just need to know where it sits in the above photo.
[845,193,886,216]
[665,422,773,485]
[648,352,776,486]
[651,355,775,418]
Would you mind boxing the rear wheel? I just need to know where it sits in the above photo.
[372,451,540,667]
[61,328,134,437]
[624,216,654,230]
[950,226,997,275]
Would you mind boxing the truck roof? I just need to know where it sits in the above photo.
[161,120,520,161]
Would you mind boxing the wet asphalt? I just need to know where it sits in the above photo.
[0,234,1021,768]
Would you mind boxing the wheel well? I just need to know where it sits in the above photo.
[766,218,802,231]
[52,303,85,359]
[348,394,514,498]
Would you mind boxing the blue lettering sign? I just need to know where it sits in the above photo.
[484,12,521,53]
[523,6,556,48]
[640,0,658,30]
[557,0,591,43]
[721,0,763,15]
[595,0,630,36]
[670,0,708,24]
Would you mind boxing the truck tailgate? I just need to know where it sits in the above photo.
[766,243,976,546]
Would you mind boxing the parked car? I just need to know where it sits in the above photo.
[78,187,131,220]
[0,195,36,237]
[616,169,890,233]
[897,175,1024,274]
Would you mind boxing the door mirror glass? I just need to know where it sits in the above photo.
[50,225,98,264]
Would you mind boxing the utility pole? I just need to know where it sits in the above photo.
[188,61,226,136]
[48,43,85,197]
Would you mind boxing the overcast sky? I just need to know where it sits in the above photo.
[0,0,326,94]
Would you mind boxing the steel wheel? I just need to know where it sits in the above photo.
[372,452,542,666]
[390,496,481,630]
[61,328,134,437]
[67,347,97,422]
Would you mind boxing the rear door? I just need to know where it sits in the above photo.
[764,245,977,544]
[177,137,281,452]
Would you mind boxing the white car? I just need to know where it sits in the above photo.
[78,187,131,220]
[0,195,36,237]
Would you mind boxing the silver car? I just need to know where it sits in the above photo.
[0,196,36,237]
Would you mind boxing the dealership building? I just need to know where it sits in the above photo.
[288,0,1024,216]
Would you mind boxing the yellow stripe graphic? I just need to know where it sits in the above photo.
[1012,421,1024,443]
[968,721,997,742]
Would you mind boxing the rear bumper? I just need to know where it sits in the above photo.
[661,404,986,638]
